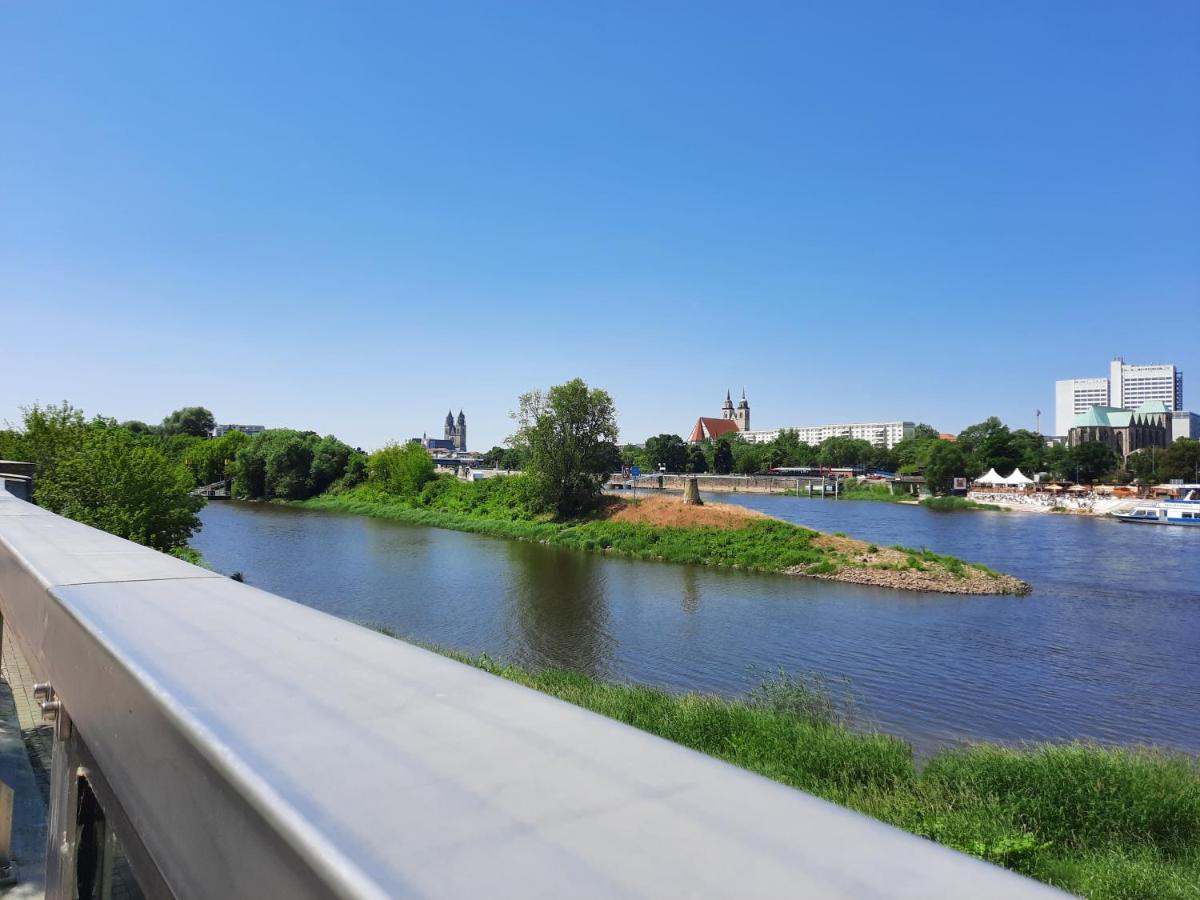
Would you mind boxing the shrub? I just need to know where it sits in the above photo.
[367,441,436,497]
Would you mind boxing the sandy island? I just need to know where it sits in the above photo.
[602,495,1029,596]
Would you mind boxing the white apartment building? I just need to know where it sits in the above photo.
[1172,411,1199,442]
[213,424,266,438]
[1054,378,1110,436]
[1054,358,1183,436]
[1110,358,1182,410]
[741,421,915,449]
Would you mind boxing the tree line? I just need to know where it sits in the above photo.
[481,414,1200,495]
[0,403,368,554]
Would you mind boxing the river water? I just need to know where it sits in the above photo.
[191,495,1200,756]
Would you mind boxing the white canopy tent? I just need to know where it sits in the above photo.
[973,468,1035,488]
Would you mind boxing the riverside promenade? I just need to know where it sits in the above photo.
[610,473,828,495]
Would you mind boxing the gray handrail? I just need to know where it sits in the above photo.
[0,489,1064,898]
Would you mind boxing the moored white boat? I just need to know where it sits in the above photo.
[1112,489,1200,526]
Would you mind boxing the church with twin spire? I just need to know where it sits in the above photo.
[688,390,750,442]
[417,409,467,452]
[442,409,467,451]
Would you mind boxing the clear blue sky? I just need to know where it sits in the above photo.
[2,2,1197,449]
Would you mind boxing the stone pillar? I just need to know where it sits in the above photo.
[682,477,703,506]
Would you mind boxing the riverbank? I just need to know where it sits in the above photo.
[380,636,1200,900]
[299,483,1029,595]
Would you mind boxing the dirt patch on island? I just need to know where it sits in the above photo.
[601,495,768,529]
[801,533,1029,595]
[597,495,1028,595]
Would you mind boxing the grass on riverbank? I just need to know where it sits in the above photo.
[785,481,912,502]
[300,480,1028,593]
[921,495,1005,512]
[388,638,1200,899]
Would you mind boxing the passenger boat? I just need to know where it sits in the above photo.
[1112,489,1200,526]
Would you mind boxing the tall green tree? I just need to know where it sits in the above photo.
[232,429,358,500]
[511,378,618,518]
[183,430,250,486]
[713,439,734,475]
[161,406,216,437]
[686,444,708,473]
[1160,439,1200,482]
[924,441,969,495]
[957,417,1018,475]
[35,427,202,552]
[731,439,767,474]
[765,429,817,468]
[644,433,688,473]
[912,423,940,440]
[1066,442,1120,484]
[1009,429,1047,475]
[367,442,436,496]
[817,436,874,468]
[13,402,91,481]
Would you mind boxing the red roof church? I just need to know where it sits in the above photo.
[688,417,741,442]
[688,390,750,442]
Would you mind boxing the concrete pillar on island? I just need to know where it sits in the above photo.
[682,477,703,506]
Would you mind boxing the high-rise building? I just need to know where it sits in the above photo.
[1054,358,1183,436]
[1109,358,1183,410]
[1054,378,1110,436]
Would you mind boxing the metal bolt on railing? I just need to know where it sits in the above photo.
[39,700,61,724]
[32,682,52,701]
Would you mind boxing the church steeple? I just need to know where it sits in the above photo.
[735,389,750,431]
[722,389,735,420]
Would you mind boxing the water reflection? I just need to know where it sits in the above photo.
[505,540,614,676]
[191,500,1200,756]
[680,567,700,615]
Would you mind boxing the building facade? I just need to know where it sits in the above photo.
[1068,401,1172,458]
[1110,358,1182,410]
[213,424,265,438]
[1171,410,1199,442]
[1054,357,1183,436]
[414,409,468,452]
[720,389,750,431]
[741,421,915,449]
[690,391,750,442]
[1054,378,1110,436]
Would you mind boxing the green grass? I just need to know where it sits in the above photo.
[786,481,913,502]
[298,479,1020,589]
[839,481,914,502]
[921,495,1005,512]
[396,641,1200,899]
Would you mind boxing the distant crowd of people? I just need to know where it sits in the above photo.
[967,490,1098,512]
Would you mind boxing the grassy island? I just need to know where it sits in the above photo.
[299,476,1029,595]
[368,636,1200,900]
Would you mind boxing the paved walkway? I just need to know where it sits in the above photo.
[0,631,47,897]
[1,633,51,802]
[2,632,142,900]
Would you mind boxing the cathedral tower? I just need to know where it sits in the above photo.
[735,389,750,431]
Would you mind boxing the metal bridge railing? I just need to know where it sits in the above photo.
[0,488,1064,898]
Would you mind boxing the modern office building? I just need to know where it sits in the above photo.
[1054,358,1183,436]
[1109,358,1182,410]
[741,421,915,449]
